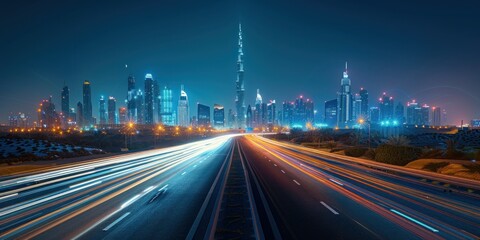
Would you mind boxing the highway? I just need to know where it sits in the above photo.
[0,134,479,239]
[240,135,480,240]
[0,135,236,239]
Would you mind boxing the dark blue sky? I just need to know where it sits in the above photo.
[1,0,479,125]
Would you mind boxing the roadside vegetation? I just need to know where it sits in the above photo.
[269,129,480,180]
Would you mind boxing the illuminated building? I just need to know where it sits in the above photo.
[305,98,314,125]
[61,85,69,120]
[83,80,92,126]
[161,86,174,126]
[369,107,380,124]
[292,96,306,128]
[197,103,210,127]
[267,100,276,125]
[379,92,394,122]
[352,93,362,121]
[337,62,353,127]
[108,96,116,124]
[246,105,252,128]
[251,89,261,127]
[282,101,294,127]
[99,96,106,125]
[76,102,83,127]
[213,104,225,128]
[359,88,369,118]
[144,74,155,124]
[395,102,405,124]
[119,107,127,124]
[177,85,189,126]
[421,104,430,125]
[432,107,441,126]
[126,74,137,122]
[37,96,59,128]
[324,99,337,127]
[235,23,246,129]
[228,109,235,129]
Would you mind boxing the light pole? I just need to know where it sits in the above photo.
[358,118,371,149]
[124,122,134,150]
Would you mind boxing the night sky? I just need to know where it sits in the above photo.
[1,0,479,125]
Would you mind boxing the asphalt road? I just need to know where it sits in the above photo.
[1,134,478,240]
[0,135,235,239]
[239,135,480,240]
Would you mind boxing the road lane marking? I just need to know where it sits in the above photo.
[120,194,141,209]
[293,180,301,185]
[281,170,285,174]
[0,193,18,201]
[103,212,131,231]
[329,178,344,186]
[158,184,169,191]
[320,201,339,215]
[390,209,439,233]
[181,172,187,175]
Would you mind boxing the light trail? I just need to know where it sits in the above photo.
[0,135,237,239]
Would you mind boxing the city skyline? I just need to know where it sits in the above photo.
[1,1,480,125]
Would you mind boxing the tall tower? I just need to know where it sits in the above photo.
[99,96,106,125]
[126,74,137,122]
[83,80,92,126]
[177,85,189,127]
[144,74,154,124]
[161,86,174,125]
[235,23,246,129]
[337,62,352,127]
[61,85,69,118]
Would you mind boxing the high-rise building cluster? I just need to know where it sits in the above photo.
[323,63,445,129]
[243,89,279,130]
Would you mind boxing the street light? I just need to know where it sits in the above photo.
[358,118,371,149]
[124,122,134,150]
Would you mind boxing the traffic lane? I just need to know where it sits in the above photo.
[240,139,421,240]
[259,142,480,237]
[101,151,230,240]
[30,142,232,240]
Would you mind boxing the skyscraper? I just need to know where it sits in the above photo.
[324,99,338,127]
[99,96,106,125]
[379,92,394,122]
[267,100,276,125]
[108,96,117,124]
[197,103,210,127]
[177,85,189,127]
[337,62,352,127]
[305,98,314,125]
[144,74,155,124]
[406,100,422,125]
[282,101,294,127]
[161,86,174,126]
[61,85,69,118]
[126,74,136,122]
[38,96,59,128]
[82,80,92,126]
[235,23,246,129]
[135,89,144,124]
[254,89,262,127]
[119,107,127,124]
[76,102,83,127]
[246,105,253,128]
[395,102,405,124]
[292,96,306,128]
[432,107,441,126]
[213,104,225,128]
[359,88,369,118]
